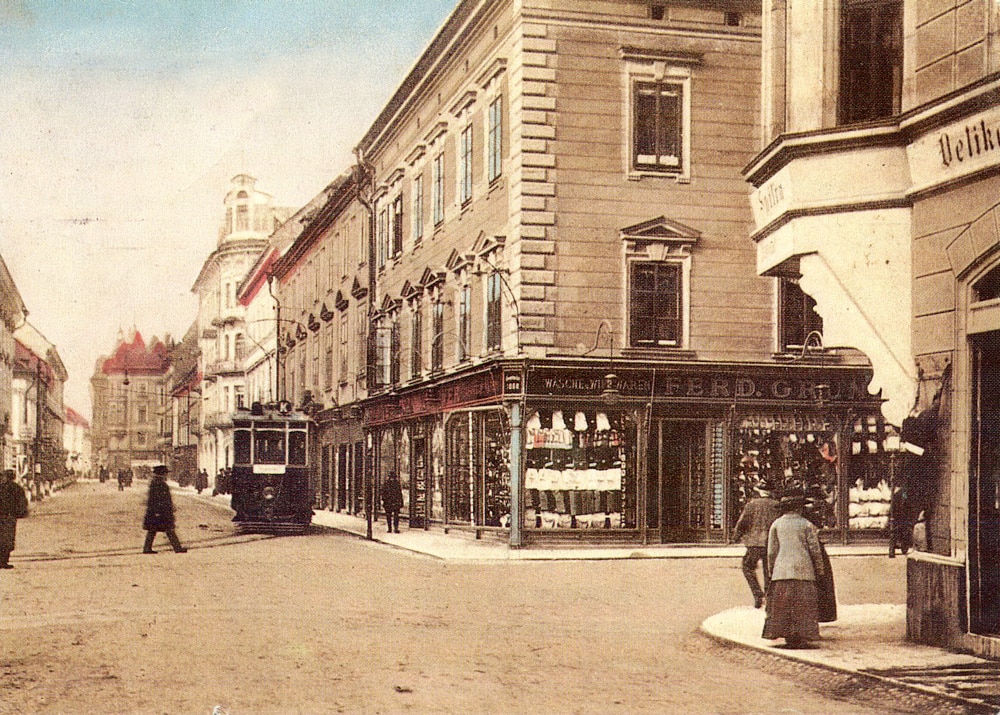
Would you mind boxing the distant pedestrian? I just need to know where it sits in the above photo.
[196,469,209,495]
[381,471,403,534]
[762,487,825,648]
[732,484,780,608]
[0,469,29,569]
[142,465,187,554]
[117,469,126,491]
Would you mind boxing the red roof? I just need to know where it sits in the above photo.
[14,340,55,387]
[101,331,170,376]
[65,407,90,428]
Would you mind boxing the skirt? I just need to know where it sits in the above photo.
[762,580,820,642]
[817,543,837,623]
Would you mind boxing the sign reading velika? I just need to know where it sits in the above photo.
[909,104,1000,193]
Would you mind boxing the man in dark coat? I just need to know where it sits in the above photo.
[143,465,187,554]
[381,471,403,534]
[732,485,781,608]
[0,469,29,569]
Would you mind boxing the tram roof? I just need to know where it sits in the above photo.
[232,406,313,426]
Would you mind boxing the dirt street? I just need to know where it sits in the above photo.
[1,480,911,714]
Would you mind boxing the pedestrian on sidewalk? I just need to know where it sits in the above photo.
[762,487,825,649]
[142,465,187,554]
[382,471,403,534]
[0,469,29,569]
[804,490,838,623]
[196,469,209,495]
[731,483,780,609]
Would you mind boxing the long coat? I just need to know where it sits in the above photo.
[381,477,403,513]
[0,479,29,551]
[143,477,176,531]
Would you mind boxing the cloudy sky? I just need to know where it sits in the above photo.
[0,0,456,417]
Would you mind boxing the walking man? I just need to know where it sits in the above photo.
[732,484,781,608]
[142,465,187,554]
[0,469,29,569]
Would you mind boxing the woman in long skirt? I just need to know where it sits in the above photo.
[762,488,826,648]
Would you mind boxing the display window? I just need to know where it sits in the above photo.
[524,408,636,530]
[731,415,840,529]
[845,414,897,531]
[444,410,511,527]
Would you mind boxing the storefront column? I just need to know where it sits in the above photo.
[509,400,523,548]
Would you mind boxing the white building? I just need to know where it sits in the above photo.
[63,406,92,476]
[0,254,26,471]
[192,174,292,482]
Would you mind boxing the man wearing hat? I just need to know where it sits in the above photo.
[0,469,29,569]
[142,465,187,554]
[732,483,780,608]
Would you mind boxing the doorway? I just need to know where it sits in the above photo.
[646,420,709,542]
[970,330,1000,635]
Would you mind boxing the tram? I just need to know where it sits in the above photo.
[230,401,314,534]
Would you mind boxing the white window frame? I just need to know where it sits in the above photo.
[624,59,693,182]
[625,252,692,350]
[486,95,503,184]
[459,122,474,206]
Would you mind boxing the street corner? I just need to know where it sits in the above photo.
[700,605,770,651]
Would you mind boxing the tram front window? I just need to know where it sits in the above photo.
[288,430,307,466]
[255,430,286,464]
[234,429,251,465]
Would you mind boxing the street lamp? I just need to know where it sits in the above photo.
[798,330,830,406]
[123,369,131,475]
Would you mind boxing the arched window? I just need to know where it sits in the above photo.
[973,265,1000,303]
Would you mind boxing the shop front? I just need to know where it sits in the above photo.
[314,408,364,516]
[519,360,889,545]
[362,358,888,547]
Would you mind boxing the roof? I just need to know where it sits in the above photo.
[64,406,90,428]
[101,331,170,376]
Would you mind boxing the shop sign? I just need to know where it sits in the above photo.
[910,104,1000,193]
[750,165,792,229]
[503,367,523,398]
[365,370,502,424]
[527,366,877,405]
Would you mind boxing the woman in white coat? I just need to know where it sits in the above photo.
[762,487,825,648]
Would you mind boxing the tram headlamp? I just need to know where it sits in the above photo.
[262,486,276,501]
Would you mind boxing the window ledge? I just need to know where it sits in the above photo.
[620,347,697,360]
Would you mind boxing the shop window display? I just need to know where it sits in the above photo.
[524,409,635,530]
[731,415,839,529]
[846,415,896,531]
[445,410,510,527]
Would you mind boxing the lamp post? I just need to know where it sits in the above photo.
[123,369,131,475]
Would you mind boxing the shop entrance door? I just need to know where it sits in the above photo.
[647,420,708,542]
[970,331,1000,635]
[411,436,427,528]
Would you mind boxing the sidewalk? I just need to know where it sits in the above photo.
[702,605,1000,712]
[306,507,886,561]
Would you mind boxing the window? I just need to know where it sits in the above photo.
[486,272,502,352]
[390,320,401,386]
[339,313,349,381]
[839,0,902,125]
[488,96,503,183]
[432,300,444,371]
[325,324,334,389]
[459,124,473,205]
[234,333,246,362]
[392,195,403,257]
[411,305,423,377]
[779,279,823,352]
[633,81,684,174]
[433,153,445,226]
[412,174,424,244]
[458,284,471,361]
[377,205,388,269]
[629,262,682,347]
[236,204,249,232]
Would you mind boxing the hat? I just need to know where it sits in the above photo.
[779,487,806,511]
[152,465,169,475]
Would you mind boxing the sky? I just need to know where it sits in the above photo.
[0,0,457,419]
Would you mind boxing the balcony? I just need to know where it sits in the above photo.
[205,359,243,377]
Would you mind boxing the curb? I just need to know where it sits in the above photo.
[699,620,997,714]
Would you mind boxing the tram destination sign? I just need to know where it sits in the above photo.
[525,365,878,405]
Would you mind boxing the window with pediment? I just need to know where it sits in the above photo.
[622,217,699,349]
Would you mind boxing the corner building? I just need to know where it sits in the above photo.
[745,0,1000,656]
[278,0,888,548]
